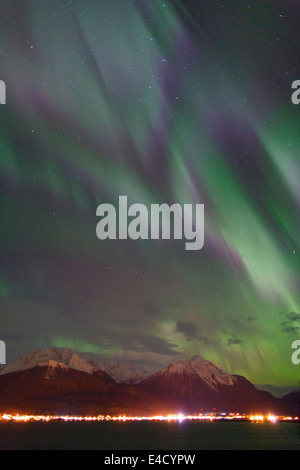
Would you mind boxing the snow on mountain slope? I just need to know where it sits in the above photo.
[36,360,71,380]
[142,355,238,390]
[96,360,148,384]
[140,355,282,414]
[0,350,283,415]
[0,348,97,376]
[0,348,145,384]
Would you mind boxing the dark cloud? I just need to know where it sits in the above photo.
[199,336,217,345]
[175,321,217,345]
[223,331,243,346]
[134,334,180,356]
[288,312,300,322]
[175,321,198,340]
[225,315,256,330]
[281,326,300,334]
[280,312,300,334]
[227,338,243,346]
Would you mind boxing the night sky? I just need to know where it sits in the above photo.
[0,0,300,387]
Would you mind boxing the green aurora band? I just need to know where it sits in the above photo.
[0,0,299,386]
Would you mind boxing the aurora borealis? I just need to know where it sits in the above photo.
[0,0,300,387]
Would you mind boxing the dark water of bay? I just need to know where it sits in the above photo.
[0,421,299,450]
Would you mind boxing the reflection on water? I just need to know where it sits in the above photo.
[0,421,300,450]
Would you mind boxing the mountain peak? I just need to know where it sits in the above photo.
[190,355,211,364]
[142,355,237,390]
[0,348,146,385]
[0,349,283,415]
[0,348,97,376]
[38,359,69,369]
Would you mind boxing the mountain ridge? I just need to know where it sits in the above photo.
[90,358,148,384]
[0,347,297,416]
[139,355,282,414]
[0,348,97,376]
[1,348,148,385]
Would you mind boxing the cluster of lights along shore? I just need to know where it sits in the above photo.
[0,413,298,423]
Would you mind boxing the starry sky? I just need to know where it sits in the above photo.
[0,0,300,386]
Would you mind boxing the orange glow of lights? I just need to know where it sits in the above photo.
[267,415,277,423]
[0,413,298,423]
[250,415,264,422]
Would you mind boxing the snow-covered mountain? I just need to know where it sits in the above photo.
[96,359,148,384]
[0,348,148,384]
[0,350,287,415]
[142,355,238,390]
[0,357,170,416]
[140,355,281,413]
[0,348,98,376]
[33,360,71,380]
